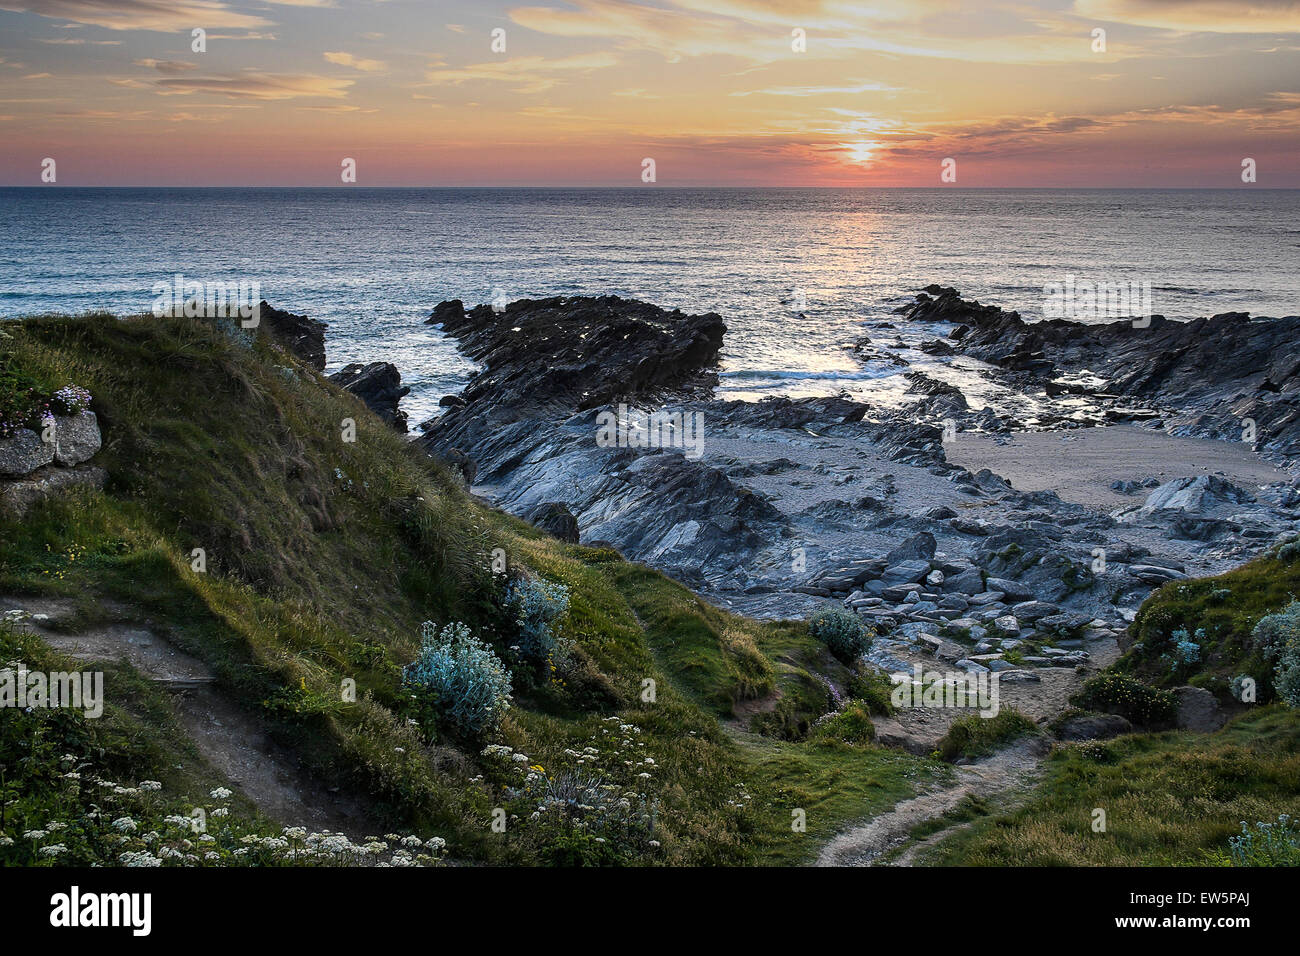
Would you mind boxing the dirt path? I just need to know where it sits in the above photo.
[815,737,1047,867]
[4,593,377,838]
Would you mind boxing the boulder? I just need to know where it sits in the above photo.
[884,532,937,564]
[984,576,1036,602]
[1056,713,1132,741]
[1011,600,1059,622]
[943,568,985,594]
[1141,475,1254,513]
[53,411,101,466]
[526,501,580,543]
[439,448,477,486]
[879,559,931,586]
[1173,686,1226,732]
[427,299,465,326]
[0,428,54,476]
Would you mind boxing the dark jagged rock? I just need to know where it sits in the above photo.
[912,288,1300,459]
[426,299,465,326]
[430,294,725,421]
[419,296,773,579]
[329,362,410,432]
[707,396,867,430]
[256,300,326,370]
[526,501,580,543]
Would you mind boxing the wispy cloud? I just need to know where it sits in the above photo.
[424,52,618,94]
[323,51,387,72]
[152,70,354,100]
[0,0,271,31]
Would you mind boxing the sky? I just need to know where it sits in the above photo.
[1,0,1298,186]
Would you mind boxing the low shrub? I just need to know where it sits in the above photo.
[846,669,896,716]
[1227,814,1300,866]
[813,700,876,744]
[936,708,1038,761]
[1070,672,1177,727]
[402,622,513,738]
[808,606,873,663]
[507,577,571,664]
[1252,601,1300,707]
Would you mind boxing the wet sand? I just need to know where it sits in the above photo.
[946,425,1291,511]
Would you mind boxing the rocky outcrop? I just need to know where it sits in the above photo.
[907,288,1300,460]
[0,411,105,515]
[418,296,776,581]
[329,362,410,432]
[426,294,725,425]
[256,300,327,371]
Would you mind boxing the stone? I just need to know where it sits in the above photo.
[879,560,932,586]
[426,299,465,326]
[942,568,985,594]
[525,501,580,543]
[992,615,1020,635]
[983,576,1036,602]
[1056,713,1132,741]
[1011,600,1059,622]
[53,411,101,466]
[925,569,945,587]
[885,532,937,564]
[1173,686,1226,732]
[0,465,106,518]
[0,428,54,476]
[968,590,1006,606]
[998,670,1041,683]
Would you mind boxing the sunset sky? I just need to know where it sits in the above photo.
[1,0,1299,186]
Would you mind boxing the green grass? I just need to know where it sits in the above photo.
[935,708,1039,761]
[1121,541,1300,701]
[0,312,936,866]
[916,707,1300,866]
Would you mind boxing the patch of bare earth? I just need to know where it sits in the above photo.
[816,737,1047,867]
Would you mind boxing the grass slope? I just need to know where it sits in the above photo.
[0,312,938,866]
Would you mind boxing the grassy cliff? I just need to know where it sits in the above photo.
[0,312,939,866]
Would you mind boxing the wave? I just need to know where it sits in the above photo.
[721,367,900,382]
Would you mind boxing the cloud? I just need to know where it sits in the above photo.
[151,70,354,100]
[0,0,271,31]
[509,0,1151,65]
[136,59,199,74]
[37,36,121,44]
[732,81,900,96]
[1074,0,1300,33]
[424,52,618,93]
[323,51,386,72]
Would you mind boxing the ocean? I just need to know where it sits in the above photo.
[2,187,1297,426]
